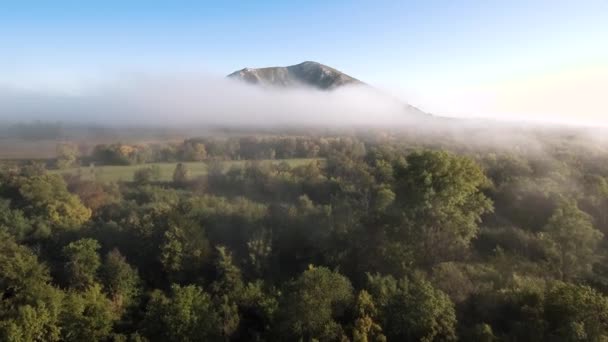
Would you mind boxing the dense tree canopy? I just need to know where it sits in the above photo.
[2,130,608,341]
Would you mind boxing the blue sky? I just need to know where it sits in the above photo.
[2,1,607,122]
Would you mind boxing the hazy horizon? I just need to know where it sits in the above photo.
[1,1,607,126]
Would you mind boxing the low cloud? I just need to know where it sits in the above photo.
[3,72,607,156]
[0,73,425,127]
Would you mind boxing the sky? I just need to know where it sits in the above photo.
[1,0,607,124]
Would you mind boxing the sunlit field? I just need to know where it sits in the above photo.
[49,158,321,182]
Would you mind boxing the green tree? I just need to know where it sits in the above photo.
[99,249,140,311]
[159,212,211,281]
[277,266,354,341]
[63,238,101,290]
[211,246,244,297]
[172,163,190,186]
[352,290,386,342]
[430,262,475,304]
[180,140,207,161]
[373,185,395,212]
[580,174,608,233]
[460,278,546,341]
[542,199,603,280]
[0,199,31,242]
[133,165,161,185]
[467,279,608,341]
[367,274,457,342]
[1,174,91,237]
[0,232,63,341]
[217,295,240,341]
[210,246,244,340]
[545,282,608,341]
[395,150,493,267]
[142,284,220,342]
[60,284,116,342]
[236,281,279,341]
[467,323,496,342]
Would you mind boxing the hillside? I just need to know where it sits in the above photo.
[228,61,429,118]
[227,61,363,90]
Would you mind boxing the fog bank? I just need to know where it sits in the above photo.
[0,73,429,127]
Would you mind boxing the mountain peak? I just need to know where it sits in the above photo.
[295,61,323,67]
[227,61,363,90]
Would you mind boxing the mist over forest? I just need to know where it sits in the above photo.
[3,87,608,340]
[3,69,606,161]
[0,73,425,127]
[2,1,608,339]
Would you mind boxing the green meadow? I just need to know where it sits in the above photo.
[49,158,321,182]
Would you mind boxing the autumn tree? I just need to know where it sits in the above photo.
[180,140,207,161]
[352,290,386,342]
[56,142,79,169]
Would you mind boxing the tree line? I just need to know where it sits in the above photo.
[53,136,365,168]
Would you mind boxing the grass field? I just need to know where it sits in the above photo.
[49,158,321,182]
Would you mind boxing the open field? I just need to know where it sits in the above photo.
[49,158,321,182]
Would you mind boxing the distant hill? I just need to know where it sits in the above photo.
[228,61,430,118]
[227,61,363,90]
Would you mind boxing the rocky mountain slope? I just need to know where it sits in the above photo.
[228,61,429,118]
[227,61,362,90]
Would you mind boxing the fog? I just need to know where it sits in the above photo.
[0,73,431,127]
[3,72,607,156]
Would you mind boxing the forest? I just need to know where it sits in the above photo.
[3,127,608,341]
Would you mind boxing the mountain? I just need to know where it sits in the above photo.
[228,61,430,119]
[227,61,363,90]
